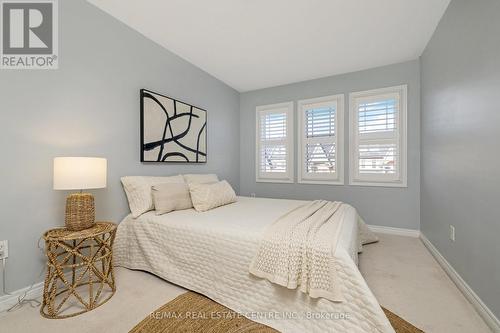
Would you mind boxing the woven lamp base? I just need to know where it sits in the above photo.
[65,193,95,231]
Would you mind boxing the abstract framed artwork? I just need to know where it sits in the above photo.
[140,89,207,163]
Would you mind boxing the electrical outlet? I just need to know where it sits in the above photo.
[0,240,8,259]
[449,225,455,242]
[250,193,256,198]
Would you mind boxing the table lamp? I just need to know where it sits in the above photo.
[53,157,107,231]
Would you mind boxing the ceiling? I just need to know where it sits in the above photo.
[87,0,450,92]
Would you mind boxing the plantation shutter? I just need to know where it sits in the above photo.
[298,95,344,184]
[357,98,398,175]
[305,107,336,174]
[256,103,293,182]
[350,86,407,187]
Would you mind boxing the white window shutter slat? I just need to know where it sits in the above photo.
[256,102,294,183]
[298,95,344,185]
[349,85,407,187]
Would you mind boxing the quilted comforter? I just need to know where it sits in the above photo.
[113,196,395,333]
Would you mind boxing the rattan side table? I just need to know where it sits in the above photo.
[41,222,117,319]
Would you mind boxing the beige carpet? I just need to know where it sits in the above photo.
[0,234,492,333]
[130,291,424,333]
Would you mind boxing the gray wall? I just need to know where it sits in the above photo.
[0,0,240,292]
[240,60,421,229]
[421,0,500,318]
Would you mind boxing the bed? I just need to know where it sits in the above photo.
[113,196,395,333]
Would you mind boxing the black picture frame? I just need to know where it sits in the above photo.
[140,89,207,163]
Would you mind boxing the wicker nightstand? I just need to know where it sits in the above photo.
[40,222,117,319]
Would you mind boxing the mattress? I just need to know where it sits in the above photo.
[113,196,394,333]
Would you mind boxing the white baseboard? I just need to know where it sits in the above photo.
[0,280,44,313]
[368,224,420,238]
[420,233,500,332]
[0,268,80,313]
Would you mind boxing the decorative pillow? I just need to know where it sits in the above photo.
[189,180,237,212]
[183,173,219,184]
[121,175,184,218]
[152,183,193,215]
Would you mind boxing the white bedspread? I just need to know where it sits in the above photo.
[113,196,394,333]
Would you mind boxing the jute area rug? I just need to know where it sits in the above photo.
[130,292,424,333]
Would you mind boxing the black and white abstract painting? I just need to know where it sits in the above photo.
[140,89,207,163]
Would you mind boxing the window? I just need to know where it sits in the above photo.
[349,85,407,187]
[298,95,344,184]
[256,102,294,183]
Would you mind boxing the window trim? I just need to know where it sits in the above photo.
[297,94,344,185]
[349,85,407,187]
[255,101,294,183]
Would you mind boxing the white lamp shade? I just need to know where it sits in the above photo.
[53,157,107,190]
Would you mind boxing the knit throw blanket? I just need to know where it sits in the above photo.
[249,200,348,302]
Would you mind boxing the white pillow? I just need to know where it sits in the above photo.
[152,182,193,215]
[189,180,237,212]
[121,175,184,218]
[183,173,219,184]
